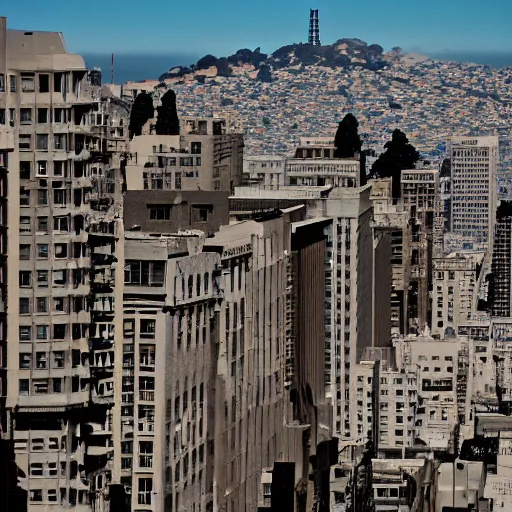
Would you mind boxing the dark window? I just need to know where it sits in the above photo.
[192,205,212,223]
[124,261,165,287]
[20,244,31,260]
[191,142,202,154]
[38,74,49,93]
[20,161,31,180]
[37,108,48,123]
[149,205,171,220]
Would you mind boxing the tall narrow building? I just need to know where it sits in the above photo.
[0,17,129,510]
[448,135,498,251]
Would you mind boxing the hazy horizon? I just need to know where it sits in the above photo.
[84,50,512,85]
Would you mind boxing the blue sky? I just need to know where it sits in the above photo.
[3,0,512,56]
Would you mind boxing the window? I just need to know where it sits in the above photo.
[30,490,43,502]
[54,297,66,312]
[36,352,47,369]
[124,261,165,287]
[53,270,67,286]
[37,244,48,258]
[20,216,31,233]
[180,157,193,166]
[138,478,153,505]
[37,108,48,123]
[38,189,48,205]
[19,271,31,287]
[37,216,49,232]
[54,108,66,122]
[53,378,62,393]
[204,272,210,294]
[47,490,57,502]
[38,74,49,92]
[54,189,67,206]
[192,205,212,223]
[53,324,66,340]
[20,161,31,180]
[149,205,171,220]
[37,160,47,176]
[54,161,67,177]
[53,216,69,232]
[0,73,4,92]
[140,319,156,339]
[0,109,4,125]
[36,134,48,150]
[9,75,16,92]
[19,379,30,395]
[20,108,32,124]
[53,351,65,369]
[54,134,66,150]
[37,270,49,287]
[33,380,48,394]
[19,134,31,150]
[191,142,202,154]
[20,298,30,315]
[55,243,68,258]
[20,244,31,260]
[21,73,35,92]
[19,353,31,369]
[36,297,48,313]
[37,325,48,340]
[20,187,30,206]
[175,172,182,189]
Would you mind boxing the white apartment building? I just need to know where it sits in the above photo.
[243,155,286,188]
[449,135,498,251]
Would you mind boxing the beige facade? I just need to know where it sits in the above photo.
[0,17,129,510]
[242,155,286,188]
[126,117,243,193]
[431,253,479,338]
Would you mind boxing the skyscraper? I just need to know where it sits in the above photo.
[448,135,498,251]
[308,9,320,46]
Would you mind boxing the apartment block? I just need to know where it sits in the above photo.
[126,116,243,193]
[0,18,129,510]
[243,155,286,188]
[431,253,479,338]
[449,135,498,251]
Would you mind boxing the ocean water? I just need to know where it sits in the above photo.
[83,53,200,85]
[83,51,512,85]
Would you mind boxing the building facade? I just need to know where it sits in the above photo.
[449,135,498,251]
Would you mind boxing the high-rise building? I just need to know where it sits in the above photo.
[448,135,498,251]
[308,9,321,46]
[490,203,512,317]
[0,17,129,510]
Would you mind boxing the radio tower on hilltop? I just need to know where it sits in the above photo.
[308,9,320,46]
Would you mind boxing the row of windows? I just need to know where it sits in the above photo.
[19,350,67,369]
[18,133,68,152]
[19,376,86,395]
[0,72,71,93]
[19,268,87,288]
[20,214,83,234]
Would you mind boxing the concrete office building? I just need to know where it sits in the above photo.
[0,18,129,510]
[229,185,385,440]
[431,253,480,338]
[242,155,286,188]
[449,135,498,251]
[126,116,244,193]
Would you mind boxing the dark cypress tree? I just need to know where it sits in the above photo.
[334,113,362,158]
[155,90,180,135]
[128,92,154,139]
[371,129,420,198]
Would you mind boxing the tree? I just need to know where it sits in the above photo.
[128,92,154,138]
[155,90,179,136]
[371,129,420,198]
[334,113,362,158]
